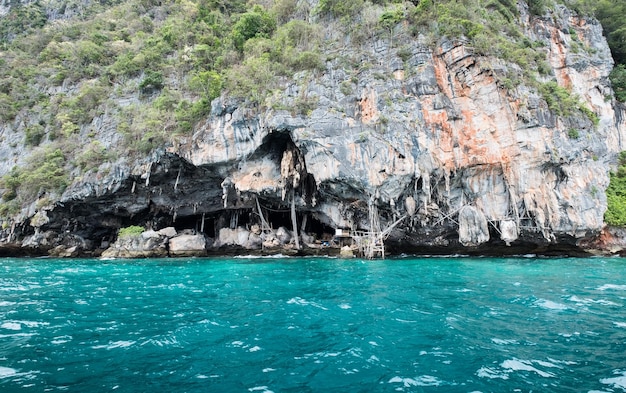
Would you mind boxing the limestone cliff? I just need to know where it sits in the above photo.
[0,1,624,256]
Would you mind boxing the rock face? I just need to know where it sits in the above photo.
[1,3,625,256]
[169,234,207,257]
[458,207,490,247]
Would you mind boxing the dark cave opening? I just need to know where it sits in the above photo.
[303,213,335,241]
[166,206,337,244]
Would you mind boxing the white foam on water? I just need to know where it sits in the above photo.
[0,301,16,306]
[0,366,17,378]
[248,386,274,393]
[491,338,519,345]
[395,318,418,323]
[0,333,35,339]
[54,268,89,274]
[535,299,569,311]
[600,371,626,390]
[92,340,136,350]
[235,254,290,259]
[262,368,276,373]
[249,346,261,352]
[501,359,555,378]
[337,367,359,375]
[301,351,341,360]
[1,322,21,331]
[568,296,620,307]
[597,284,626,291]
[388,375,442,387]
[286,297,328,310]
[18,320,48,328]
[614,322,626,328]
[534,360,561,369]
[476,367,509,380]
[338,303,351,309]
[51,335,72,345]
[558,331,581,338]
[546,358,577,366]
[369,341,379,346]
[141,336,179,347]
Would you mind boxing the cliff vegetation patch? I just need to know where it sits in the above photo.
[605,152,626,226]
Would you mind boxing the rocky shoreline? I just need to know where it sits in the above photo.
[1,224,624,259]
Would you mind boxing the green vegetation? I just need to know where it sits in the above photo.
[610,64,626,102]
[605,152,626,226]
[538,81,598,124]
[567,128,580,139]
[118,225,145,238]
[567,0,626,101]
[0,147,68,209]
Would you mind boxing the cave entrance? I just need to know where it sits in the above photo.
[302,214,335,241]
[172,214,217,237]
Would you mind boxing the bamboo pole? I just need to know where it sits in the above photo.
[291,189,300,250]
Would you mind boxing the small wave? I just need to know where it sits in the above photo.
[395,318,418,323]
[388,375,442,387]
[262,368,276,373]
[568,296,620,307]
[614,322,626,328]
[0,333,35,339]
[0,366,17,379]
[286,297,328,310]
[1,322,21,331]
[140,336,179,347]
[92,340,136,350]
[54,268,95,274]
[491,338,519,345]
[2,318,50,330]
[535,299,569,311]
[52,335,72,345]
[248,386,274,393]
[501,359,555,378]
[597,284,626,291]
[600,370,626,390]
[547,357,577,366]
[338,303,351,309]
[234,254,290,259]
[476,367,509,380]
[297,351,341,361]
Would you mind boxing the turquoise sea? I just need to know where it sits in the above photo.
[1,256,625,392]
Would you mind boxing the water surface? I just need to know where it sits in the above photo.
[1,256,625,392]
